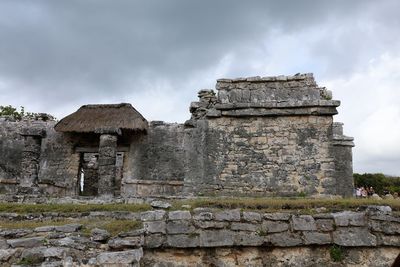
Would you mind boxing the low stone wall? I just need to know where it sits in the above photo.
[0,206,398,266]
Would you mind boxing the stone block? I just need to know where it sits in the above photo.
[0,249,16,261]
[144,234,165,248]
[264,213,291,221]
[302,231,332,245]
[118,228,145,237]
[315,219,334,232]
[168,210,191,220]
[35,226,55,232]
[377,234,400,246]
[0,229,33,239]
[262,220,289,233]
[193,212,214,221]
[214,209,241,222]
[166,221,195,234]
[108,236,143,249]
[291,215,317,231]
[267,232,303,247]
[54,236,97,250]
[199,230,235,247]
[144,221,166,234]
[97,248,143,265]
[332,211,366,226]
[167,234,199,248]
[140,210,166,221]
[234,231,264,246]
[365,205,392,215]
[0,239,8,249]
[7,237,44,248]
[193,220,228,229]
[242,211,262,222]
[54,224,82,233]
[150,200,171,209]
[231,222,259,232]
[333,227,377,247]
[91,228,110,242]
[369,220,400,234]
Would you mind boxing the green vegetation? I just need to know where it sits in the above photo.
[0,219,76,229]
[0,197,398,216]
[0,105,26,120]
[18,256,44,266]
[330,245,344,262]
[0,104,54,121]
[172,197,400,212]
[354,173,400,195]
[0,218,142,237]
[80,219,142,236]
[0,202,151,214]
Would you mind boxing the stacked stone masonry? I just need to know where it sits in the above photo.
[0,207,398,266]
[0,73,354,198]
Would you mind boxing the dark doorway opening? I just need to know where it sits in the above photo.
[78,152,99,196]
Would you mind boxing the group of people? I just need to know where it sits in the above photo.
[355,186,375,198]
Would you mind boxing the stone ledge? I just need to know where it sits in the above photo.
[218,106,338,117]
[216,73,313,83]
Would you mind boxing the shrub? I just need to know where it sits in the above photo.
[354,173,400,195]
[330,245,344,262]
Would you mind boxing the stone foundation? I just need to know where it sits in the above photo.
[0,206,398,266]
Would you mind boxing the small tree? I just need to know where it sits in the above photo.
[0,105,25,120]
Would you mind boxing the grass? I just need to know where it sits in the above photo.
[171,197,400,212]
[0,218,142,237]
[79,219,142,236]
[0,197,398,216]
[0,202,151,214]
[0,218,76,229]
[330,244,344,262]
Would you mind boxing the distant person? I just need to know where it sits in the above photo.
[356,187,362,198]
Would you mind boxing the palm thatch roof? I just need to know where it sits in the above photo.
[54,103,148,133]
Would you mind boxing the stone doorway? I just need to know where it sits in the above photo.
[78,152,99,196]
[77,151,125,197]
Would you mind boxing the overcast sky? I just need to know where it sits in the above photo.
[1,0,399,175]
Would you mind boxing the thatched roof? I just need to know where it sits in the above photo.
[54,103,148,133]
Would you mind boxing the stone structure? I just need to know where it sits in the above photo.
[0,73,354,199]
[0,206,398,266]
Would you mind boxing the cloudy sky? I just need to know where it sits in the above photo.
[1,0,399,175]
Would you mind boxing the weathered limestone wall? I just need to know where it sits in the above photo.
[123,122,187,197]
[0,73,355,198]
[185,73,354,197]
[202,116,335,196]
[0,119,79,197]
[0,207,398,266]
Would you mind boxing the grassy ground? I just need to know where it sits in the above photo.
[171,197,400,212]
[0,197,398,214]
[0,202,151,214]
[0,218,142,236]
[0,198,398,231]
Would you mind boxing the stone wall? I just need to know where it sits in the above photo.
[0,73,355,198]
[0,206,398,266]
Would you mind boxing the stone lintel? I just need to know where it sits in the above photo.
[333,135,355,147]
[123,179,184,186]
[94,127,122,135]
[20,127,46,137]
[220,107,338,117]
[216,73,313,84]
[214,100,340,110]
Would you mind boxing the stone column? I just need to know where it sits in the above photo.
[332,122,355,197]
[19,127,45,193]
[98,133,118,197]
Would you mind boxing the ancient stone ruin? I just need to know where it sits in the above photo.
[0,73,354,200]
